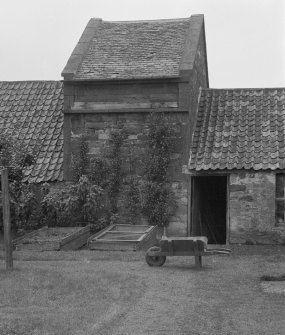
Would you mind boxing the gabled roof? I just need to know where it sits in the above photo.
[62,15,205,81]
[0,81,64,182]
[188,88,285,171]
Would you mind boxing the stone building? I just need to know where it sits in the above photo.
[185,88,285,244]
[61,15,209,235]
[1,15,284,244]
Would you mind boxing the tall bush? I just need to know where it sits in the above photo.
[142,113,176,227]
[0,132,42,232]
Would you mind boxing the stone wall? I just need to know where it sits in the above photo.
[188,21,209,146]
[229,171,285,244]
[62,18,209,236]
[68,110,189,235]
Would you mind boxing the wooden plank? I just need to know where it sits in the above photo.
[15,240,60,251]
[169,240,174,256]
[100,231,145,235]
[193,241,202,267]
[137,226,158,251]
[1,169,13,270]
[13,226,48,245]
[60,225,90,245]
[89,240,138,251]
[110,224,151,231]
[71,101,178,111]
[68,108,187,114]
[94,237,142,242]
[61,229,90,250]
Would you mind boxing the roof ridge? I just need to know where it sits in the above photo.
[100,17,191,24]
[0,80,62,84]
[201,87,285,91]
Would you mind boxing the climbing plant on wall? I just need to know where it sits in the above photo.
[71,134,90,182]
[142,112,176,227]
[106,129,126,213]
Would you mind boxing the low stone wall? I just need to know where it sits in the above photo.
[229,171,285,244]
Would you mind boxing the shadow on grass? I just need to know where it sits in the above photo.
[0,267,21,275]
[260,274,285,281]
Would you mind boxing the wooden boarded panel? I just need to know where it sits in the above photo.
[74,82,179,103]
[71,101,178,111]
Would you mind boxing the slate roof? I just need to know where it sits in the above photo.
[0,81,64,182]
[188,88,285,171]
[71,18,191,80]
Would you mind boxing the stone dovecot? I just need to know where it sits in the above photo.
[61,15,209,236]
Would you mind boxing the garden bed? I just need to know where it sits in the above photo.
[13,226,90,251]
[88,224,158,251]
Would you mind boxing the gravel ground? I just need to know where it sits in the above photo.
[0,246,285,335]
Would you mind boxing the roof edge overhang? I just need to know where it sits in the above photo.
[61,76,189,85]
[183,165,285,175]
[61,18,102,80]
[179,14,208,83]
[200,87,285,92]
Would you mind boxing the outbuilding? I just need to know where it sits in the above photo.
[185,88,285,244]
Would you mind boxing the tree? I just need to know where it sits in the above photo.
[0,131,40,232]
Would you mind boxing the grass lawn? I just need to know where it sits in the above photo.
[0,246,285,335]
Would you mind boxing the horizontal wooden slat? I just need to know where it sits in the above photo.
[67,108,187,114]
[71,101,178,111]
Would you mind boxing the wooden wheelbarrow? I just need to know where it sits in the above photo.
[145,236,231,268]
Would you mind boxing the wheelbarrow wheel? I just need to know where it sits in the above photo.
[145,248,166,266]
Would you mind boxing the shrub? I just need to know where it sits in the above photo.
[41,176,106,231]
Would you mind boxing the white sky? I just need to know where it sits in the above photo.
[0,0,284,88]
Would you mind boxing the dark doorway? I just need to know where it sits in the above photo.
[191,176,227,244]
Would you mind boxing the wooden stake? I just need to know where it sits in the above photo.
[1,168,13,270]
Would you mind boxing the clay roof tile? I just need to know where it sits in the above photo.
[189,88,285,171]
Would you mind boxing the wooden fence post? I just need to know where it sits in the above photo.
[1,168,13,270]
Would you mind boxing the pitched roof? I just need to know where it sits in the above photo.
[0,81,64,182]
[62,16,205,81]
[188,88,285,171]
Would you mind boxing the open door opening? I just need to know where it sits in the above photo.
[191,176,227,244]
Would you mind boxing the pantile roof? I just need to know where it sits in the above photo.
[0,81,63,182]
[66,18,191,80]
[188,88,285,171]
